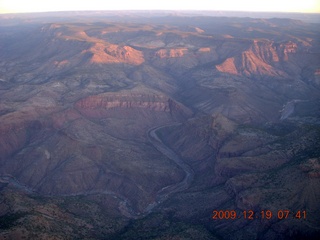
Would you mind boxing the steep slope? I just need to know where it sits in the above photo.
[156,114,320,240]
[75,87,192,140]
[0,112,186,215]
[0,86,191,213]
[215,39,302,77]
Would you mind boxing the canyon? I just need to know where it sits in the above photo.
[0,12,319,239]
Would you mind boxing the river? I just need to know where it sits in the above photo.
[144,124,194,213]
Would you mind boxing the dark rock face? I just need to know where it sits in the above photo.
[0,13,319,239]
[75,90,192,121]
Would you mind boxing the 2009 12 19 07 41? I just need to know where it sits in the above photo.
[212,210,307,220]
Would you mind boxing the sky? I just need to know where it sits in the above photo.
[0,0,319,14]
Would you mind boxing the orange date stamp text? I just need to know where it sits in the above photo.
[211,210,306,220]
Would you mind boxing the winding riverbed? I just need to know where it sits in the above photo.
[144,124,194,213]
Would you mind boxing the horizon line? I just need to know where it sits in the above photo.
[1,9,320,15]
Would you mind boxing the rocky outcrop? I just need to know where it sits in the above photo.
[84,43,144,65]
[216,39,288,76]
[76,94,170,112]
[73,88,193,141]
[216,57,238,75]
[151,47,219,73]
[277,41,298,61]
[75,89,192,120]
[155,48,188,58]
